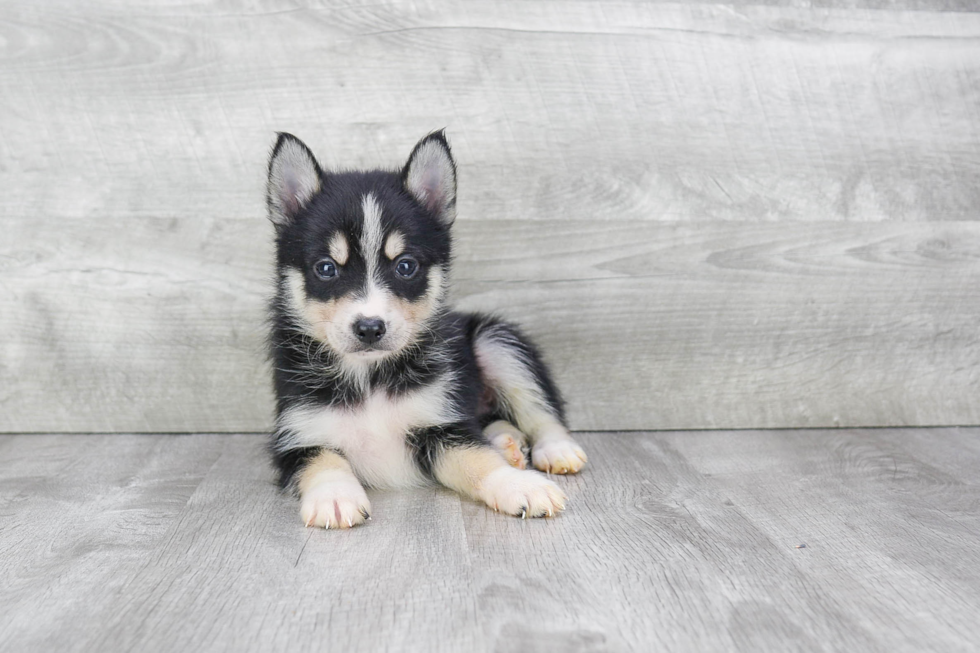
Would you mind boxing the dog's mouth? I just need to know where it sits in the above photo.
[339,348,400,368]
[350,347,391,357]
[346,342,402,361]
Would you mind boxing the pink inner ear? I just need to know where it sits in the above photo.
[282,176,302,214]
[420,166,443,211]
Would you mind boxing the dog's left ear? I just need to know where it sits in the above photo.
[402,130,457,225]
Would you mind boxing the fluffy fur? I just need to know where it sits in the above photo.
[266,130,587,528]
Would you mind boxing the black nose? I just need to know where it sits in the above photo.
[353,318,386,344]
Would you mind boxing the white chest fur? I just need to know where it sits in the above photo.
[276,377,458,489]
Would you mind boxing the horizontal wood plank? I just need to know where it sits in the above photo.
[0,1,978,223]
[2,217,978,432]
[2,429,980,651]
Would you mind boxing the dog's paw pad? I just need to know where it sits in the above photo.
[532,439,588,475]
[300,477,371,529]
[478,467,567,518]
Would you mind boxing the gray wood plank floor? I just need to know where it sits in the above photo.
[2,429,978,652]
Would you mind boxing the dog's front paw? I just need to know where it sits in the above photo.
[300,473,371,529]
[478,467,567,518]
[532,438,588,475]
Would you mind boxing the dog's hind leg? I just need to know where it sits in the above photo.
[408,422,566,518]
[483,420,528,469]
[472,318,588,475]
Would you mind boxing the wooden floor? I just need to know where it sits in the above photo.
[2,430,979,652]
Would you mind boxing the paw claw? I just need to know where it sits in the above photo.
[300,473,371,530]
[479,467,567,519]
[532,438,587,475]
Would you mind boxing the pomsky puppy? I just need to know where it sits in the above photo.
[266,131,587,528]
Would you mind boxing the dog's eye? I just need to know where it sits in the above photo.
[395,257,418,279]
[313,258,338,280]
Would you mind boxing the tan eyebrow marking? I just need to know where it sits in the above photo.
[329,232,349,265]
[384,231,405,260]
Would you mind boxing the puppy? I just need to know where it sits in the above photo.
[266,131,587,528]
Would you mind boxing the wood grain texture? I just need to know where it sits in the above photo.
[1,0,979,224]
[3,217,979,432]
[2,429,980,652]
[2,0,980,432]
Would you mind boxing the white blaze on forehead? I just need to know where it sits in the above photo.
[360,193,384,282]
[357,192,393,319]
[329,232,349,265]
[384,231,405,260]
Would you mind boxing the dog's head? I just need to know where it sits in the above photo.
[267,131,456,364]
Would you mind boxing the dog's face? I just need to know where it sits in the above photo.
[267,132,456,363]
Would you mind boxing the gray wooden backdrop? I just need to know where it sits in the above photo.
[2,0,979,433]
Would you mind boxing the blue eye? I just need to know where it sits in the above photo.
[314,258,338,280]
[395,257,418,279]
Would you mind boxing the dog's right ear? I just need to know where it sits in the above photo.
[267,133,322,227]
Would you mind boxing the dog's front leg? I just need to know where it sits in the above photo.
[296,448,371,529]
[422,430,567,518]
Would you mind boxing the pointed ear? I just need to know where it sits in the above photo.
[402,130,457,225]
[267,133,322,227]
